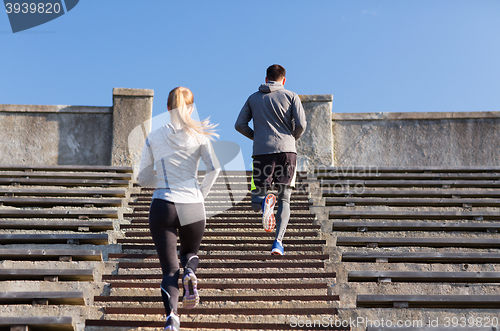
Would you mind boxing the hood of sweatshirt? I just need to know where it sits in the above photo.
[258,81,284,93]
[159,123,201,150]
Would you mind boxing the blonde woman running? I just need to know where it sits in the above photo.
[138,87,220,331]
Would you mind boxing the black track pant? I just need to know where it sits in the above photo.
[148,199,205,314]
[251,152,296,241]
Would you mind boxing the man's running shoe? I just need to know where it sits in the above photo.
[271,239,284,255]
[262,193,276,232]
[182,269,199,308]
[164,312,180,331]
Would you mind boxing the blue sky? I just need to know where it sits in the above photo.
[1,1,500,168]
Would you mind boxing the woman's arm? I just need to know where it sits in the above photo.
[199,138,221,199]
[137,138,158,188]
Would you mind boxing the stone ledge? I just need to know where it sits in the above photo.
[113,88,154,97]
[299,94,333,103]
[0,104,112,114]
[332,111,500,121]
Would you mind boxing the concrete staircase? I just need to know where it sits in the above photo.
[86,171,339,330]
[0,166,339,331]
[309,167,500,330]
[0,165,133,331]
[5,165,500,330]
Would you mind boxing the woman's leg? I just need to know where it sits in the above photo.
[179,219,205,309]
[178,218,205,270]
[149,199,181,315]
[176,202,206,308]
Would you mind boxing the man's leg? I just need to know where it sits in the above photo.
[270,152,296,255]
[251,155,273,212]
[250,155,277,231]
[275,184,292,242]
[254,186,276,233]
[251,186,268,212]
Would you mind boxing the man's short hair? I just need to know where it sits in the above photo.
[266,64,286,82]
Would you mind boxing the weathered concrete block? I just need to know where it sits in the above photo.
[0,105,112,165]
[296,95,334,171]
[332,111,500,167]
[111,88,153,166]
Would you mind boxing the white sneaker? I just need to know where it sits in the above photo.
[164,312,180,331]
[262,193,276,232]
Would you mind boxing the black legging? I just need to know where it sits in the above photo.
[148,199,206,314]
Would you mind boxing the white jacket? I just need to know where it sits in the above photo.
[138,123,220,203]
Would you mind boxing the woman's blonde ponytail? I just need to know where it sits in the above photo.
[167,87,218,139]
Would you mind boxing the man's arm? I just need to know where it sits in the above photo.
[234,99,254,140]
[292,94,307,139]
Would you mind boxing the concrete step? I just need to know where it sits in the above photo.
[356,295,500,308]
[0,209,118,219]
[104,271,335,281]
[0,269,94,281]
[107,287,330,298]
[0,197,123,208]
[0,234,109,245]
[326,197,500,208]
[108,253,328,260]
[336,307,500,331]
[0,291,85,305]
[0,177,130,187]
[336,236,500,249]
[314,166,500,173]
[0,219,113,232]
[323,188,500,198]
[0,165,132,173]
[320,179,500,189]
[0,249,102,261]
[124,230,320,237]
[0,171,132,180]
[107,281,330,290]
[332,221,500,233]
[341,251,500,264]
[317,172,500,180]
[121,244,324,252]
[95,294,337,303]
[124,211,315,219]
[0,316,74,331]
[329,210,500,220]
[100,306,338,315]
[120,223,321,230]
[85,318,343,330]
[0,187,127,198]
[348,271,500,283]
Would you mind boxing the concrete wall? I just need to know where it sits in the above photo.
[0,88,153,166]
[0,105,113,165]
[2,89,499,168]
[331,111,500,167]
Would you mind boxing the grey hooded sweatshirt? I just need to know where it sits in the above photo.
[235,81,307,156]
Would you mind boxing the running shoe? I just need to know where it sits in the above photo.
[182,268,199,308]
[164,312,180,331]
[271,239,284,255]
[262,193,276,232]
